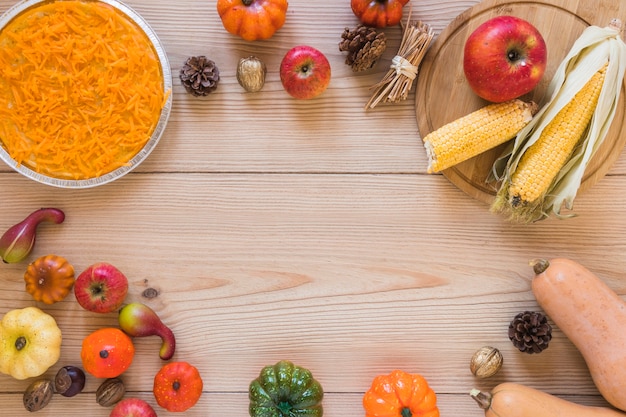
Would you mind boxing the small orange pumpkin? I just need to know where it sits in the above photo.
[153,361,203,412]
[351,0,410,28]
[81,328,135,378]
[24,254,75,304]
[216,0,288,41]
[363,370,440,417]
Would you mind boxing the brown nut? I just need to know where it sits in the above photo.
[55,365,86,397]
[237,56,267,92]
[470,346,503,378]
[96,377,126,407]
[23,379,54,412]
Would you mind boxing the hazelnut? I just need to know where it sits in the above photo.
[470,346,503,378]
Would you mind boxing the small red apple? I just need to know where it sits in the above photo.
[109,398,157,417]
[280,45,331,100]
[74,262,129,313]
[463,15,547,102]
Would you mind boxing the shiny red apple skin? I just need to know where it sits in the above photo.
[463,15,547,102]
[109,398,157,417]
[280,45,331,100]
[74,262,129,313]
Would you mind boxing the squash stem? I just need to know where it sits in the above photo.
[15,336,27,351]
[469,388,492,410]
[531,259,550,275]
[401,407,412,417]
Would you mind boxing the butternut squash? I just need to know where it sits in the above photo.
[470,382,626,417]
[531,258,626,411]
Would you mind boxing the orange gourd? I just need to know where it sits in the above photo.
[351,0,410,28]
[471,382,626,417]
[24,254,75,304]
[153,361,203,412]
[363,370,440,417]
[81,328,135,378]
[216,0,288,41]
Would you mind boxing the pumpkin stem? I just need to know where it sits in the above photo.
[469,388,493,410]
[277,401,293,416]
[531,258,550,275]
[401,407,412,417]
[173,381,181,391]
[15,336,27,351]
[242,0,253,6]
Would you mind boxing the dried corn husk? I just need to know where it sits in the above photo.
[491,19,626,222]
[365,14,434,110]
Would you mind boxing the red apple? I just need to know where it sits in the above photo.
[463,15,547,102]
[109,398,157,417]
[74,262,128,313]
[280,45,331,99]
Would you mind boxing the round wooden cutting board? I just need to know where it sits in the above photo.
[415,0,626,205]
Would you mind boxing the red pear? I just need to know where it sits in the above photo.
[119,302,176,360]
[0,208,65,263]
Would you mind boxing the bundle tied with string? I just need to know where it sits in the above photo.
[365,15,434,110]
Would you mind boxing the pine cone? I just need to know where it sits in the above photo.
[339,25,387,72]
[180,56,220,96]
[508,311,552,354]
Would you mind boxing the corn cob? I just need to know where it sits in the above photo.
[491,19,626,223]
[507,63,607,207]
[423,99,538,173]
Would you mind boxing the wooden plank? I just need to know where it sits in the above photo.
[1,173,626,415]
[0,392,616,416]
[1,0,625,415]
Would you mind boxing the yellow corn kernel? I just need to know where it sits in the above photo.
[423,99,538,173]
[508,63,608,206]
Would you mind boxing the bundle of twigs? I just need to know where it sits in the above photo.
[365,14,434,110]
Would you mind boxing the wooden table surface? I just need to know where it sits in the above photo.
[1,0,626,415]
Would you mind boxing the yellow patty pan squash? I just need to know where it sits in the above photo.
[0,306,62,380]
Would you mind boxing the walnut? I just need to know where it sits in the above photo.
[470,346,503,378]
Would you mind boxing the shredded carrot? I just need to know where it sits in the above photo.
[0,0,166,180]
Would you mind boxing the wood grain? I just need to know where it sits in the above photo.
[1,0,626,416]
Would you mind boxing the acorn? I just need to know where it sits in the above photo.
[237,56,267,92]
